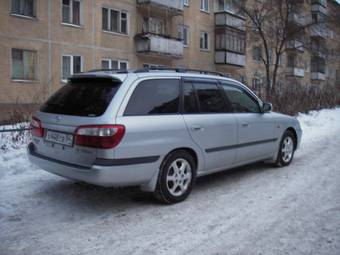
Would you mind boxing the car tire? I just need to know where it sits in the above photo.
[154,150,196,204]
[275,130,296,167]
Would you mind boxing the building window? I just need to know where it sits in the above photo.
[143,17,165,35]
[200,32,209,50]
[215,29,245,54]
[62,55,83,81]
[11,0,36,17]
[287,54,296,68]
[62,0,82,26]
[311,56,325,74]
[200,0,209,12]
[11,49,37,80]
[184,0,189,6]
[253,47,262,61]
[102,7,128,35]
[252,76,262,92]
[178,25,189,47]
[101,59,128,70]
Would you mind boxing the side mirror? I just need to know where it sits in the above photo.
[261,102,272,113]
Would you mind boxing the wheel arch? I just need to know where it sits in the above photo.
[286,127,298,150]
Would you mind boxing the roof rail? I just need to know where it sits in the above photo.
[134,67,227,77]
[86,68,130,74]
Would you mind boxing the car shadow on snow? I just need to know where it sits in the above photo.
[36,161,276,212]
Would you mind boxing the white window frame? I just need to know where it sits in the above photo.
[200,31,210,50]
[102,7,129,35]
[101,58,129,70]
[61,0,83,27]
[178,25,189,47]
[61,55,83,83]
[184,0,189,6]
[200,0,209,13]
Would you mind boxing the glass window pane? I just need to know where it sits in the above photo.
[102,8,108,30]
[23,50,35,80]
[124,79,180,116]
[101,60,110,69]
[110,10,119,32]
[12,49,24,79]
[119,62,127,70]
[222,84,260,113]
[62,0,70,23]
[62,56,71,80]
[183,82,199,113]
[193,82,228,113]
[73,56,81,74]
[40,78,121,117]
[72,0,80,25]
[111,60,119,69]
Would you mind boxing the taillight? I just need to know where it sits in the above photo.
[30,116,44,137]
[75,125,125,149]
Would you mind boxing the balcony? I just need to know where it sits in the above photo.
[311,72,326,81]
[286,40,304,52]
[286,67,305,77]
[215,12,246,31]
[135,33,183,58]
[311,0,327,15]
[310,24,330,38]
[137,0,184,15]
[215,51,246,66]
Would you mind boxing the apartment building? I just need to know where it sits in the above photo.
[0,0,339,116]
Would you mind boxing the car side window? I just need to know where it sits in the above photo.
[124,79,180,116]
[221,83,260,113]
[183,82,199,113]
[192,82,229,113]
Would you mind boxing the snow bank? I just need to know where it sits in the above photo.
[297,107,340,148]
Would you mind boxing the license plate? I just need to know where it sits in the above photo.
[45,130,74,147]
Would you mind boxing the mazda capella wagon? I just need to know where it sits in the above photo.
[28,68,302,203]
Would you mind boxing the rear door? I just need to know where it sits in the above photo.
[182,78,237,172]
[33,77,121,167]
[220,82,276,163]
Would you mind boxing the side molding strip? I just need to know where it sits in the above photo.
[205,138,278,153]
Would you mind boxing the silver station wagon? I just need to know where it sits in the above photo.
[28,68,302,203]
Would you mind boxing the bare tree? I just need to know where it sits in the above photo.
[234,0,339,99]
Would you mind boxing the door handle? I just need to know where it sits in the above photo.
[191,125,203,131]
[241,122,249,127]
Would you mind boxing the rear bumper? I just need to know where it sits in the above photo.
[27,143,160,187]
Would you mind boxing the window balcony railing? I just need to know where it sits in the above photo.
[311,72,326,81]
[215,12,246,31]
[135,33,184,58]
[137,0,184,14]
[286,67,305,77]
[215,51,246,66]
[310,24,330,38]
[311,3,328,15]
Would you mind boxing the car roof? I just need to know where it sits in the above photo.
[70,69,262,103]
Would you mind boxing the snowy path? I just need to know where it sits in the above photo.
[1,108,340,255]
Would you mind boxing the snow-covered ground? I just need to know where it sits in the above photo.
[1,108,340,255]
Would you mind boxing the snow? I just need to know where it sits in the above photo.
[1,108,340,255]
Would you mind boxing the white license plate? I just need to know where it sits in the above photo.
[45,130,74,147]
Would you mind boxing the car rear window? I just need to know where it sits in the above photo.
[40,78,121,117]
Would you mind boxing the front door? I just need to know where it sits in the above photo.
[182,79,237,172]
[220,82,276,163]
